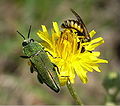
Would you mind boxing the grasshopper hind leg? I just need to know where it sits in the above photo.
[29,60,44,84]
[37,74,44,84]
[30,65,34,73]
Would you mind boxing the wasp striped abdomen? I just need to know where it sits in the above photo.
[61,20,83,33]
[61,9,91,42]
[61,19,90,42]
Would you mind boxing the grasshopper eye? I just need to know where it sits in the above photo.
[22,42,28,46]
[30,39,34,42]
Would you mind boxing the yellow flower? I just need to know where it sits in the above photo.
[37,22,108,86]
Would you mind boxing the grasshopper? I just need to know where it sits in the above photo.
[17,26,60,93]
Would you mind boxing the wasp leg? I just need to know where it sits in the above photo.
[81,47,85,53]
[88,50,92,53]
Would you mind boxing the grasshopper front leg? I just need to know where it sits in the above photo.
[52,63,60,74]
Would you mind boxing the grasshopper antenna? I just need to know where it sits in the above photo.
[28,25,31,39]
[17,30,25,40]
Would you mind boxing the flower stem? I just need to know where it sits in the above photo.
[66,80,83,105]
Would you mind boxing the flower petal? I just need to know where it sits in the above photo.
[89,30,96,38]
[75,66,88,83]
[37,25,54,49]
[53,22,61,37]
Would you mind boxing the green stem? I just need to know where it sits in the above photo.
[66,80,83,105]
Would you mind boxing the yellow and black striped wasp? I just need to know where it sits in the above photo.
[61,9,91,52]
[61,9,91,43]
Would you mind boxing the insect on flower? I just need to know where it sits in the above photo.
[37,22,108,85]
[17,26,60,93]
[61,9,91,43]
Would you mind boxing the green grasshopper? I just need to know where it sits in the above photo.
[17,26,60,93]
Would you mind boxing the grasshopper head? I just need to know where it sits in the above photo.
[22,39,34,47]
[17,25,35,47]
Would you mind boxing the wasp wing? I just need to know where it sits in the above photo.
[70,9,89,35]
[70,9,84,24]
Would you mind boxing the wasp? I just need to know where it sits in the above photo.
[61,9,91,42]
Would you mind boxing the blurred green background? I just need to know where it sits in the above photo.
[0,0,120,105]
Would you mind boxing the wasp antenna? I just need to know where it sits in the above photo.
[17,30,25,40]
[28,25,31,39]
[70,9,82,22]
